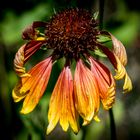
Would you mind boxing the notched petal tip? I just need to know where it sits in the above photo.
[47,66,79,134]
[101,83,116,110]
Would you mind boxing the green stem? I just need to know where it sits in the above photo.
[109,108,117,140]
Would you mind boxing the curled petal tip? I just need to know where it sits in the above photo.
[123,73,133,93]
[114,55,126,80]
[20,73,31,78]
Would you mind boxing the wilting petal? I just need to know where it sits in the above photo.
[110,33,127,66]
[47,66,79,134]
[123,73,133,93]
[114,55,132,93]
[12,57,52,114]
[14,41,45,77]
[89,57,116,110]
[97,44,132,93]
[101,31,127,66]
[74,59,100,124]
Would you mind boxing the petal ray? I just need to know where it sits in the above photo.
[89,57,116,110]
[74,59,100,124]
[47,66,79,134]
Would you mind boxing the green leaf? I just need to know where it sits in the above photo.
[97,35,111,43]
[94,49,107,57]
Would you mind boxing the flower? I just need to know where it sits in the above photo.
[12,8,132,134]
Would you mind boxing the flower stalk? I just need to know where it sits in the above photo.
[99,0,117,139]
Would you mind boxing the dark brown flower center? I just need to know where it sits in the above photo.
[45,8,99,59]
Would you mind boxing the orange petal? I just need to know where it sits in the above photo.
[89,57,116,110]
[74,59,100,124]
[13,57,52,114]
[47,66,79,134]
[14,41,45,77]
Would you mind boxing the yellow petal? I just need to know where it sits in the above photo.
[123,73,133,93]
[12,81,28,102]
[74,59,100,123]
[47,66,79,134]
[114,56,126,80]
[114,55,132,93]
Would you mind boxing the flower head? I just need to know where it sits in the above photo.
[13,8,132,134]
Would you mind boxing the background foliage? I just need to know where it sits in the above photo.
[0,0,140,140]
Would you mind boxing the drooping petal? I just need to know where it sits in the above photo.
[97,44,132,93]
[47,66,79,134]
[114,55,132,93]
[74,59,100,125]
[89,57,116,110]
[110,33,127,66]
[101,31,127,66]
[123,73,133,93]
[12,57,52,114]
[14,41,45,77]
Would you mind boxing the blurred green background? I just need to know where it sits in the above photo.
[0,0,140,140]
